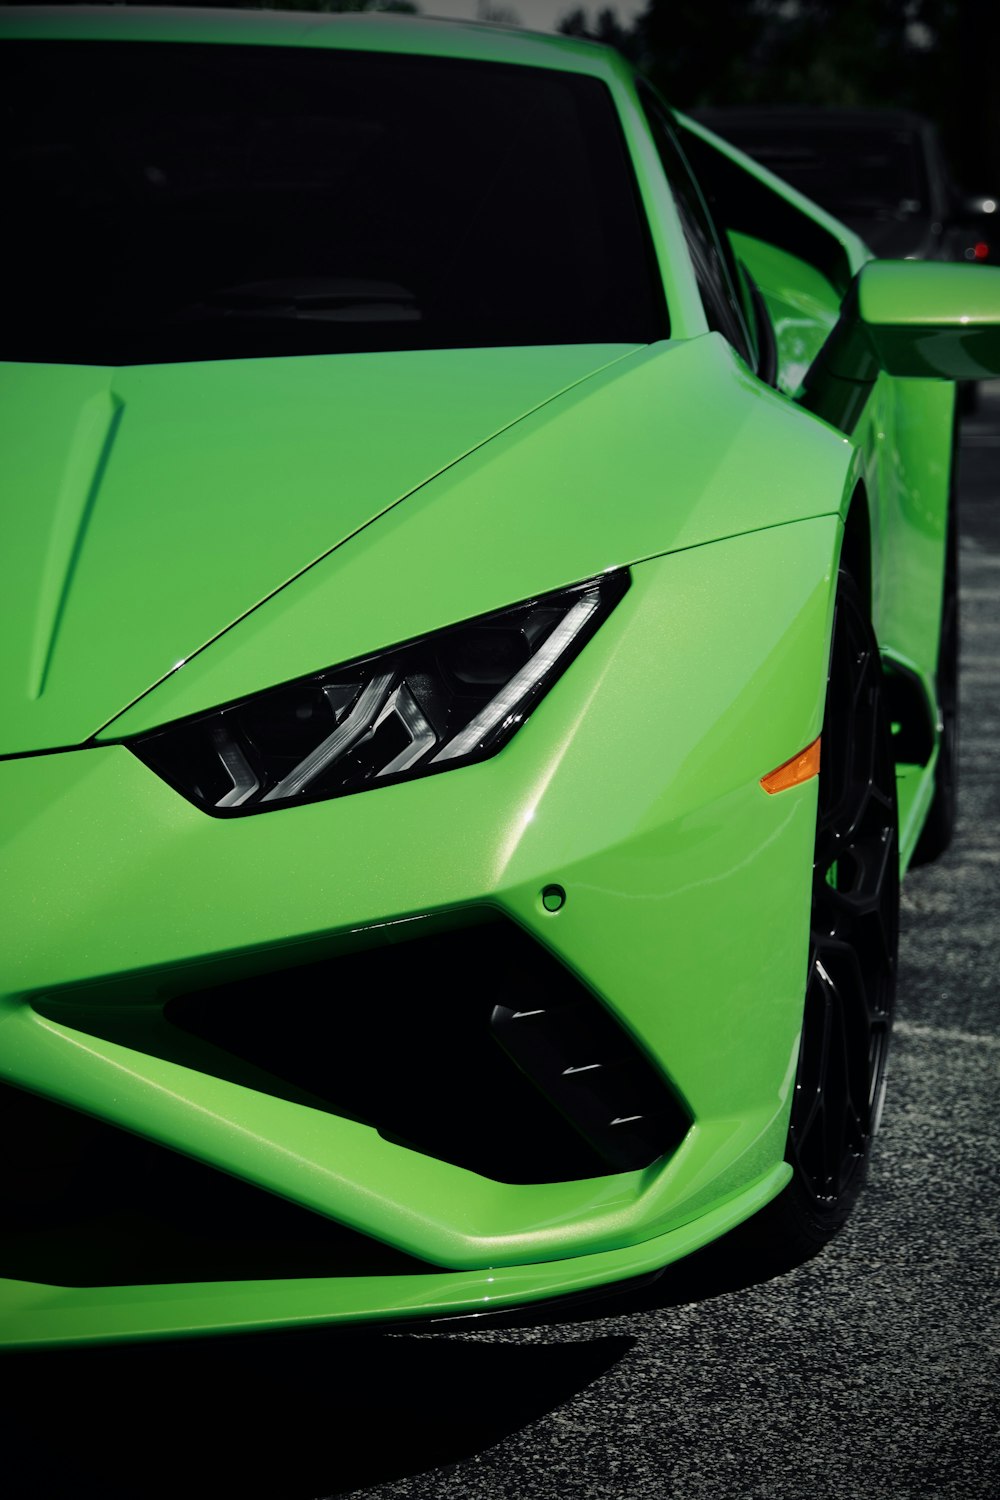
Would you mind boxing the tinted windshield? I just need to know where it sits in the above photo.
[3,40,665,364]
[719,124,929,219]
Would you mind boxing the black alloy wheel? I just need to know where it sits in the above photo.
[749,571,899,1260]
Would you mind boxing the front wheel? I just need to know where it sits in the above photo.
[752,571,899,1259]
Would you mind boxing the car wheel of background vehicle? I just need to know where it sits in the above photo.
[744,570,899,1263]
[912,488,960,864]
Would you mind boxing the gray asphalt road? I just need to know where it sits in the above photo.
[7,389,998,1499]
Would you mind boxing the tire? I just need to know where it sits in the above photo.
[746,570,899,1262]
[958,381,978,417]
[912,488,959,864]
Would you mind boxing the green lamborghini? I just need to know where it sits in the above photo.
[3,7,999,1349]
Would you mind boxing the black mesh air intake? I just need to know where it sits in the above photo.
[165,917,689,1183]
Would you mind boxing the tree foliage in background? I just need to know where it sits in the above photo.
[290,1,420,11]
[559,0,1000,185]
[187,1,422,11]
[557,7,642,61]
[477,1,523,23]
[645,0,954,112]
[562,1,955,110]
[10,0,425,7]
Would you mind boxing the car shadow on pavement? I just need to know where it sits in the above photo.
[5,1224,798,1499]
[5,1328,636,1499]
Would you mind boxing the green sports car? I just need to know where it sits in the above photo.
[3,7,1000,1350]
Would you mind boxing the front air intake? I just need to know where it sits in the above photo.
[165,917,689,1184]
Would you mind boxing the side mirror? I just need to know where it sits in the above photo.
[802,260,1000,430]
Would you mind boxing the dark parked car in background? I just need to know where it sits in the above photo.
[693,106,997,265]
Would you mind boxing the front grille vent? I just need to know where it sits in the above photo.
[165,917,689,1184]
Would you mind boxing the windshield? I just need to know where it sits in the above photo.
[3,40,666,365]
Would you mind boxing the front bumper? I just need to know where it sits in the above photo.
[0,517,839,1347]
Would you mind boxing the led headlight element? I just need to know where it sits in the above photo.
[130,572,628,815]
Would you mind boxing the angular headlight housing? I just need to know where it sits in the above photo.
[130,572,628,815]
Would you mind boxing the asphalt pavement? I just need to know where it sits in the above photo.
[6,386,999,1499]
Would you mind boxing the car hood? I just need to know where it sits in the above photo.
[1,345,639,754]
[105,333,856,742]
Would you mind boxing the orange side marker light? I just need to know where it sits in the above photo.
[760,736,822,795]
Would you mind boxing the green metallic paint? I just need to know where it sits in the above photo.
[0,1162,790,1350]
[103,337,851,737]
[859,260,1000,379]
[611,78,711,343]
[2,522,836,1336]
[896,761,939,866]
[726,218,963,786]
[802,261,1000,430]
[871,379,957,690]
[0,7,976,1347]
[670,119,985,760]
[729,231,840,397]
[0,5,607,69]
[1,346,640,754]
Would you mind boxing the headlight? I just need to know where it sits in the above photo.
[130,572,628,815]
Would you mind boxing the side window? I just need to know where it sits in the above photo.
[638,84,757,370]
